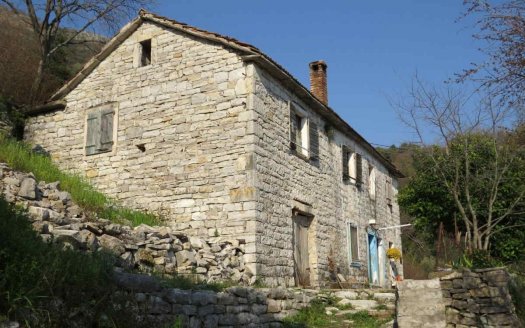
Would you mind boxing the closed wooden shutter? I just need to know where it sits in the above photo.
[386,177,393,204]
[99,108,114,152]
[351,225,359,261]
[309,121,319,160]
[342,145,349,180]
[85,112,99,155]
[289,104,297,150]
[355,153,363,186]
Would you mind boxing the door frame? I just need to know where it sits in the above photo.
[367,228,380,286]
[377,238,387,287]
[292,210,313,288]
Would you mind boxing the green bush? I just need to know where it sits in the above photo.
[0,135,159,226]
[509,274,525,326]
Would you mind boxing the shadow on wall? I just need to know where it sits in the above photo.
[113,271,316,327]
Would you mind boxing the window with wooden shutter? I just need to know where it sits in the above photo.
[85,112,99,155]
[342,145,349,180]
[386,177,393,205]
[290,105,297,150]
[369,165,376,199]
[85,106,115,156]
[347,222,359,263]
[355,153,363,186]
[289,103,311,158]
[99,109,114,152]
[309,121,319,160]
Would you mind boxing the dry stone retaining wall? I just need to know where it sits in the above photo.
[111,274,396,327]
[0,163,252,284]
[440,268,520,328]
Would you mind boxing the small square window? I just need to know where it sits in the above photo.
[140,39,151,67]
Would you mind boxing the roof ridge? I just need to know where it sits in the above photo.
[40,10,403,177]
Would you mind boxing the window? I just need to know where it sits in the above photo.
[347,222,359,263]
[289,103,319,160]
[368,164,376,199]
[342,146,358,182]
[86,107,115,155]
[355,153,363,186]
[140,39,151,66]
[385,177,393,205]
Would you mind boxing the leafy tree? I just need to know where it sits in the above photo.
[0,0,152,105]
[393,75,525,252]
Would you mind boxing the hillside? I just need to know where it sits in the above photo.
[0,5,106,105]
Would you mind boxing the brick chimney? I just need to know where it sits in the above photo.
[309,60,328,105]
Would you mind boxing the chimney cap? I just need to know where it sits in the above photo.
[309,60,327,69]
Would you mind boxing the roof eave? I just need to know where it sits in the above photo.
[242,55,404,178]
[49,16,143,102]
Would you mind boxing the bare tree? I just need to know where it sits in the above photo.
[460,0,525,119]
[0,0,152,105]
[392,75,525,251]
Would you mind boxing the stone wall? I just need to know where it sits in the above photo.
[440,268,520,327]
[250,65,403,287]
[0,163,252,284]
[112,273,396,327]
[24,20,259,279]
[24,21,257,243]
[23,16,403,288]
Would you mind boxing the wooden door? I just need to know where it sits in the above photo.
[293,215,311,287]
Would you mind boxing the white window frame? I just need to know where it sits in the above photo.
[292,104,310,157]
[346,222,360,264]
[349,152,357,181]
[369,164,376,199]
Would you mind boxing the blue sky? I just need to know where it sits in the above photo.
[152,1,484,146]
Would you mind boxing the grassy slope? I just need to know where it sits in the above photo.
[0,197,130,327]
[0,135,159,226]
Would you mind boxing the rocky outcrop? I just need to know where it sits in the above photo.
[440,268,520,328]
[0,163,251,284]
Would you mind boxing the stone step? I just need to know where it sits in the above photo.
[397,315,446,328]
[396,279,447,328]
[397,279,442,290]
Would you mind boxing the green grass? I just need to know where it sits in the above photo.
[282,299,334,328]
[0,197,158,327]
[344,311,392,328]
[282,298,392,328]
[157,273,237,292]
[0,135,159,226]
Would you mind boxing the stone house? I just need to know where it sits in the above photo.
[25,10,404,288]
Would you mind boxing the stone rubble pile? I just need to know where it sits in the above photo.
[0,163,251,284]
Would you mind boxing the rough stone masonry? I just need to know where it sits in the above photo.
[0,163,251,284]
[24,11,404,287]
